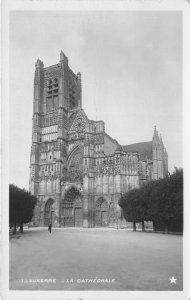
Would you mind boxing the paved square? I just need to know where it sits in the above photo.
[9,228,183,290]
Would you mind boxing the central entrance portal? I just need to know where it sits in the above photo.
[62,187,83,227]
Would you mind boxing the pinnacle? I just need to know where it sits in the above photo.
[153,125,159,138]
[60,50,68,64]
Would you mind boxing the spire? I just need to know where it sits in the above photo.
[153,125,159,143]
[153,125,158,137]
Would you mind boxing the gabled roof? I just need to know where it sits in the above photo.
[122,141,152,160]
[104,132,120,146]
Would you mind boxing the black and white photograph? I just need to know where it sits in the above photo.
[1,1,190,300]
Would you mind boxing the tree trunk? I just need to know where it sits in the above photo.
[133,221,136,231]
[13,223,16,234]
[20,223,23,233]
[165,223,168,234]
[142,221,145,232]
[153,221,156,232]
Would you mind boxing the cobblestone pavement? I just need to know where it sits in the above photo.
[9,227,183,290]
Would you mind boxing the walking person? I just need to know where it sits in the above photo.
[48,223,52,234]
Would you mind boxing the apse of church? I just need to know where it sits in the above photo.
[29,51,168,228]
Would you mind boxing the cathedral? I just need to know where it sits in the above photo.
[29,51,168,228]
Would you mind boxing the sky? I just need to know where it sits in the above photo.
[9,11,182,190]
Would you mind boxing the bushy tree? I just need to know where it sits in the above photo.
[148,169,183,232]
[9,184,37,234]
[119,168,183,233]
[120,188,148,231]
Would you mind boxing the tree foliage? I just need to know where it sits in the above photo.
[119,168,183,233]
[9,184,37,233]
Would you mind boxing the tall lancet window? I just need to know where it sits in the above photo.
[46,78,59,112]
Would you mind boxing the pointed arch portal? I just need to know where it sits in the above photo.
[44,198,54,226]
[62,187,83,227]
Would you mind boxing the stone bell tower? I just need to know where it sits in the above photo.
[29,51,82,226]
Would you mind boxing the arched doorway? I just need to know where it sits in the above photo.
[44,198,54,226]
[95,197,109,227]
[62,187,83,227]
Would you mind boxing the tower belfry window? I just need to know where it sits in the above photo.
[69,84,77,110]
[46,77,59,112]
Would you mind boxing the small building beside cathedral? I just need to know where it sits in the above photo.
[29,51,168,228]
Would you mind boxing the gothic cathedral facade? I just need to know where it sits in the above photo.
[29,51,168,228]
